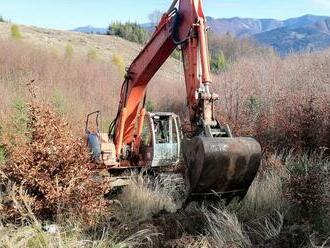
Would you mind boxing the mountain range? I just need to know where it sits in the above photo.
[72,14,330,55]
[206,15,330,55]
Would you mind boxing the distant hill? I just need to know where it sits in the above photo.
[254,16,330,55]
[206,17,284,37]
[283,15,329,29]
[254,25,330,55]
[206,15,330,55]
[205,15,330,37]
[71,26,107,35]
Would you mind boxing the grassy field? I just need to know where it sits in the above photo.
[0,23,329,247]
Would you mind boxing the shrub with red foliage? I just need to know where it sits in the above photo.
[0,101,111,222]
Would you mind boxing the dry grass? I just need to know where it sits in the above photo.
[309,235,330,248]
[0,179,156,248]
[0,215,155,248]
[0,23,185,133]
[235,170,284,221]
[204,207,251,248]
[201,158,287,247]
[116,173,180,223]
[0,37,122,127]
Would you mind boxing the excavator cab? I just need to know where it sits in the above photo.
[139,112,182,167]
[86,111,183,168]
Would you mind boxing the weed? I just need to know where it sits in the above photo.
[285,153,330,234]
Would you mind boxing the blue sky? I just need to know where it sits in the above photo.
[1,0,330,30]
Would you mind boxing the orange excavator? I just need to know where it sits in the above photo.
[86,0,261,202]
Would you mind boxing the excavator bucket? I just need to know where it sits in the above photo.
[183,137,261,202]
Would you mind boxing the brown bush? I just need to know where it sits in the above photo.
[0,101,111,222]
[213,51,330,153]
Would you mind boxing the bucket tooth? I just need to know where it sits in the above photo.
[183,137,261,202]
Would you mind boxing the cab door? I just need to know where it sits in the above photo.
[151,114,181,167]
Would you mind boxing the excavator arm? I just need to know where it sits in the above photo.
[113,0,218,157]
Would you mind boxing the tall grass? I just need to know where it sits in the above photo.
[0,38,183,133]
[205,207,251,248]
[0,38,125,130]
[116,173,179,223]
[87,48,98,61]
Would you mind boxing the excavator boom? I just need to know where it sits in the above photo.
[112,0,217,157]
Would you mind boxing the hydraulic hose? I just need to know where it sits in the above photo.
[171,8,189,46]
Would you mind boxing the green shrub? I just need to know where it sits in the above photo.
[108,22,150,44]
[65,43,73,58]
[52,89,68,115]
[11,24,22,40]
[210,51,226,73]
[112,53,125,75]
[0,146,5,163]
[146,100,154,112]
[87,48,98,60]
[0,16,5,22]
[12,97,28,135]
